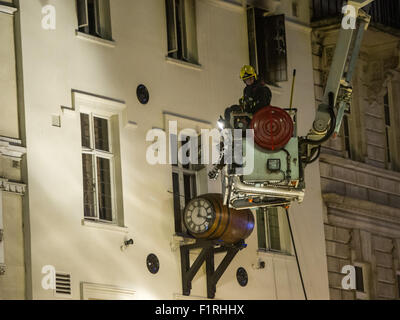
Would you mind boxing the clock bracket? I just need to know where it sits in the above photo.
[180,239,246,299]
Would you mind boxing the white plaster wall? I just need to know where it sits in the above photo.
[0,3,19,138]
[17,0,329,300]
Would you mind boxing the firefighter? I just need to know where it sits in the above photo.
[224,65,272,127]
[239,65,272,114]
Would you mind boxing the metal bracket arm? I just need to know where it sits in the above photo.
[180,240,245,299]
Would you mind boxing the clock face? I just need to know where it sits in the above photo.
[184,198,216,235]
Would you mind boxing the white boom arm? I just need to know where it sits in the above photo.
[306,0,373,142]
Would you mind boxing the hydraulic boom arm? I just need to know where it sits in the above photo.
[303,0,373,152]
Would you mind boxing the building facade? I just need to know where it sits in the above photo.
[0,1,26,299]
[13,0,330,300]
[310,0,400,299]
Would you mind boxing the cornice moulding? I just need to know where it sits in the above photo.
[0,136,26,160]
[0,178,26,195]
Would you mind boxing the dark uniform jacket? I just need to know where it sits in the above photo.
[242,79,272,114]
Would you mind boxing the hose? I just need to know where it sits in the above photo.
[300,106,336,146]
[300,92,337,147]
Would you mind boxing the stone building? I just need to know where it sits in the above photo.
[11,0,330,300]
[310,0,400,299]
[0,1,27,299]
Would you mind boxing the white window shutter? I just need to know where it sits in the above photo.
[77,0,89,28]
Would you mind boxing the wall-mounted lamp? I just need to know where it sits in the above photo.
[120,238,134,251]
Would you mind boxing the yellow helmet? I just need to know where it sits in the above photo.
[240,65,257,80]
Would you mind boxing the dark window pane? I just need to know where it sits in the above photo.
[87,0,98,36]
[268,207,281,251]
[166,0,177,53]
[355,266,364,292]
[172,172,182,233]
[82,154,96,218]
[343,116,352,159]
[183,173,196,207]
[384,105,391,126]
[397,275,400,298]
[170,134,178,166]
[247,8,258,72]
[252,11,288,84]
[80,113,91,148]
[256,208,267,250]
[264,15,288,83]
[386,127,391,163]
[96,157,112,221]
[94,117,109,152]
[174,0,184,60]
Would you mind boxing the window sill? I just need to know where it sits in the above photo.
[0,4,18,15]
[75,31,116,48]
[257,249,294,260]
[81,219,128,233]
[165,56,202,71]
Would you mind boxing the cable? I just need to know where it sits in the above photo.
[285,208,308,300]
[303,145,321,165]
[300,92,337,147]
[300,106,336,146]
[306,146,321,164]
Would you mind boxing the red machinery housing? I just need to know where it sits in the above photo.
[250,106,294,151]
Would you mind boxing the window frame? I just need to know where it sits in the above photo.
[165,0,199,65]
[383,90,392,169]
[256,207,292,255]
[353,262,371,300]
[76,0,113,41]
[164,113,212,236]
[81,111,117,224]
[73,91,127,228]
[247,7,288,85]
[171,134,204,235]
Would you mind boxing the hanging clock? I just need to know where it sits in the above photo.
[236,267,248,287]
[146,253,160,274]
[136,84,149,104]
[183,198,216,235]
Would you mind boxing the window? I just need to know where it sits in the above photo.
[247,7,288,85]
[384,91,392,167]
[171,134,204,234]
[355,266,364,292]
[343,115,352,159]
[397,273,400,299]
[354,263,371,300]
[76,0,112,40]
[165,0,198,64]
[292,1,299,17]
[256,207,291,253]
[81,113,115,223]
